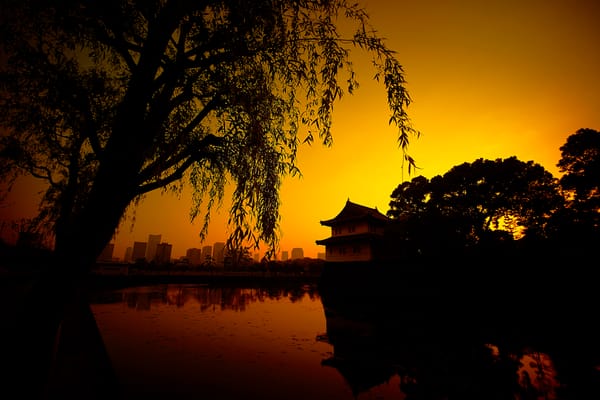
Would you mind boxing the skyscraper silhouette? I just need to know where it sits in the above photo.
[146,234,161,261]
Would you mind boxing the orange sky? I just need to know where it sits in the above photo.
[2,0,599,260]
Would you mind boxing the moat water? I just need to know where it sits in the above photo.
[88,282,600,399]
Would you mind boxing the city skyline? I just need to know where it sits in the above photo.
[108,233,313,263]
[1,1,599,259]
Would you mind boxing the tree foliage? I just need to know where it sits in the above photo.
[557,128,600,212]
[387,157,563,255]
[0,0,418,263]
[552,128,600,244]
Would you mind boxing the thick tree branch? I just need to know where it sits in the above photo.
[180,95,220,137]
[142,91,220,178]
[94,22,139,71]
[137,132,223,187]
[72,87,103,158]
[28,164,57,188]
[135,134,224,195]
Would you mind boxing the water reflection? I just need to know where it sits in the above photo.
[89,283,600,399]
[318,287,600,400]
[94,284,320,311]
[91,284,348,400]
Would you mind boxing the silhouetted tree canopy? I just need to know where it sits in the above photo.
[0,0,418,265]
[550,128,600,245]
[558,128,600,203]
[387,157,563,256]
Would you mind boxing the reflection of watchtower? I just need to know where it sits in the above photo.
[318,305,396,398]
[316,200,389,262]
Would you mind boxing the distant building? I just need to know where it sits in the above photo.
[281,251,289,261]
[213,242,225,265]
[124,246,133,263]
[154,242,172,265]
[202,245,213,264]
[97,243,115,262]
[146,234,162,262]
[317,252,326,260]
[291,248,304,260]
[316,199,389,262]
[132,241,147,262]
[186,248,202,266]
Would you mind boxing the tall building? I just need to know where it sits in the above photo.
[291,248,304,260]
[155,242,172,265]
[146,234,162,261]
[186,248,202,266]
[281,251,289,261]
[201,245,213,264]
[213,242,225,265]
[132,241,147,262]
[124,246,133,263]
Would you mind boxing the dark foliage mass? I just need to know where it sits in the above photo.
[0,0,417,270]
[387,129,600,261]
[552,128,600,246]
[0,2,419,397]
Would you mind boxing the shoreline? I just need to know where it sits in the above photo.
[87,269,322,288]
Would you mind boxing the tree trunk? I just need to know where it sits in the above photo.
[4,52,162,397]
[5,157,141,398]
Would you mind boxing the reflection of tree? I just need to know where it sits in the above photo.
[318,290,597,400]
[518,351,558,400]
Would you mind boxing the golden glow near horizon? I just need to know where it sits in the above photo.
[1,1,599,259]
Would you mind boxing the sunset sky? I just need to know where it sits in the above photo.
[2,0,599,260]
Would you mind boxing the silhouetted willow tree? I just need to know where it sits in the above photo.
[387,157,563,256]
[1,2,418,396]
[0,0,418,269]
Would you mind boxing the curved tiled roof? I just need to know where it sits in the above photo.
[315,232,383,245]
[319,200,389,226]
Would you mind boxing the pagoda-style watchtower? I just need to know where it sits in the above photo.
[316,199,390,262]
